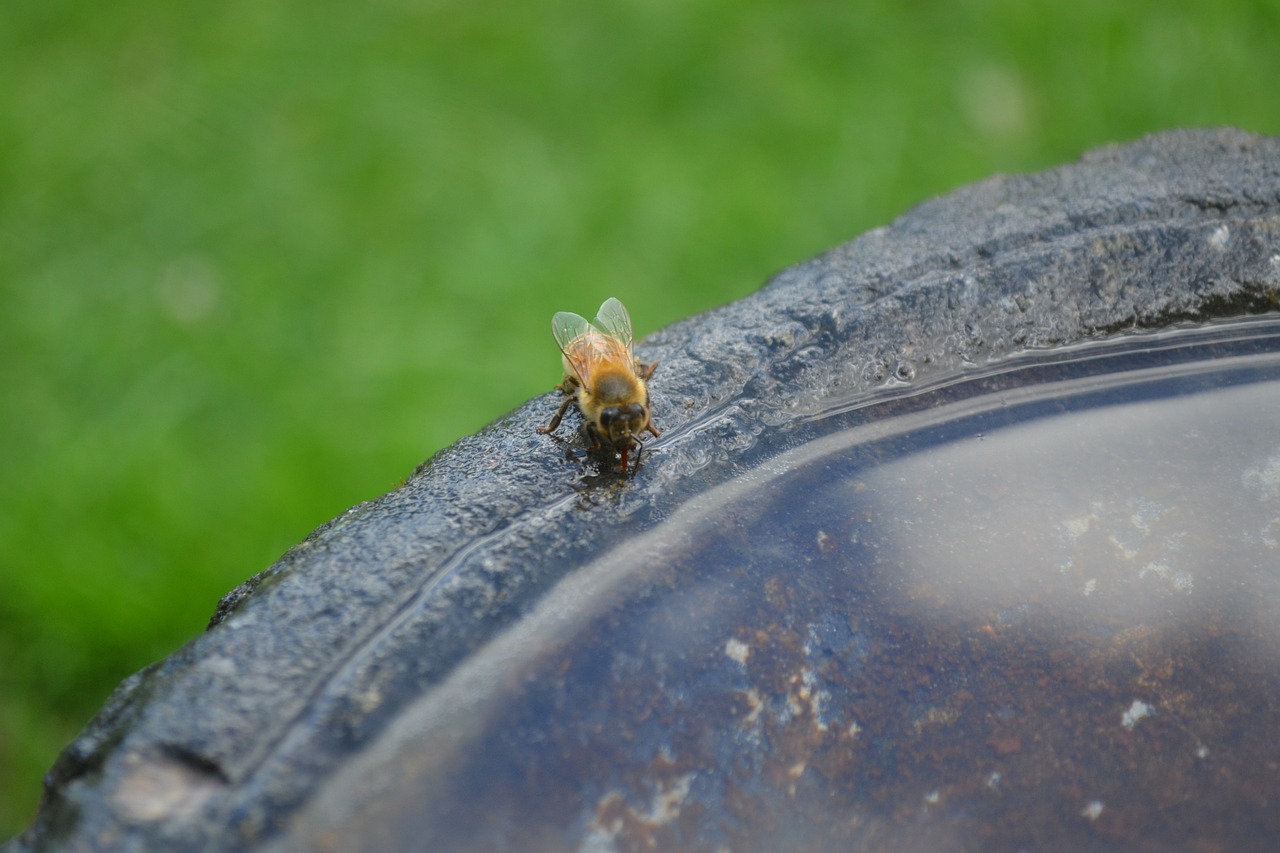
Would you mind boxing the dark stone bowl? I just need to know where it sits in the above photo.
[8,128,1280,853]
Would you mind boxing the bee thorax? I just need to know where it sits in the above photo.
[593,373,640,404]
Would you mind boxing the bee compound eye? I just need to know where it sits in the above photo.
[598,407,620,428]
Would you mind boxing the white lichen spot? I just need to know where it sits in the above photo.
[923,790,941,804]
[1083,578,1098,597]
[1108,534,1140,561]
[1129,499,1169,534]
[724,637,750,666]
[356,685,383,714]
[1197,745,1210,759]
[811,692,830,731]
[1263,518,1280,549]
[986,771,1002,789]
[1243,450,1280,501]
[1122,699,1153,730]
[111,751,226,823]
[1208,224,1230,250]
[581,774,697,852]
[1060,511,1095,544]
[783,667,831,730]
[225,611,257,629]
[1242,452,1280,536]
[913,705,960,733]
[199,655,238,678]
[1081,800,1104,821]
[848,720,863,739]
[785,761,809,797]
[784,692,803,720]
[647,774,694,824]
[1139,561,1193,593]
[816,529,830,549]
[1139,561,1169,581]
[740,688,764,727]
[804,668,829,730]
[799,667,816,694]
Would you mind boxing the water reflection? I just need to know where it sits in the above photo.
[868,381,1280,629]
[287,318,1280,853]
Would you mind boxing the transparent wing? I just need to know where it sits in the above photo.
[551,311,592,353]
[593,297,634,357]
[551,310,597,383]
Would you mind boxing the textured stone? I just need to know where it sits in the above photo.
[7,129,1280,852]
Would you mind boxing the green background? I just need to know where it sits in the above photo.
[2,0,1277,836]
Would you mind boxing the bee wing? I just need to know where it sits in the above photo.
[551,310,597,384]
[593,297,634,358]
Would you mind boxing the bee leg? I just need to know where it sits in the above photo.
[645,422,662,438]
[636,359,659,380]
[537,396,576,435]
[577,421,603,452]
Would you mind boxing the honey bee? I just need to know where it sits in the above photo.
[537,297,661,472]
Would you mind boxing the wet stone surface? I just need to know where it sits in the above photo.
[283,319,1280,852]
[8,129,1280,852]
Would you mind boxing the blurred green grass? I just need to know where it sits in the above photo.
[2,0,1278,836]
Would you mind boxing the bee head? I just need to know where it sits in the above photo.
[598,403,647,448]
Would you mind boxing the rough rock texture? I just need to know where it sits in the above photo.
[7,129,1280,852]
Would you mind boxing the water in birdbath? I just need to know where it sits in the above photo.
[286,315,1280,852]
